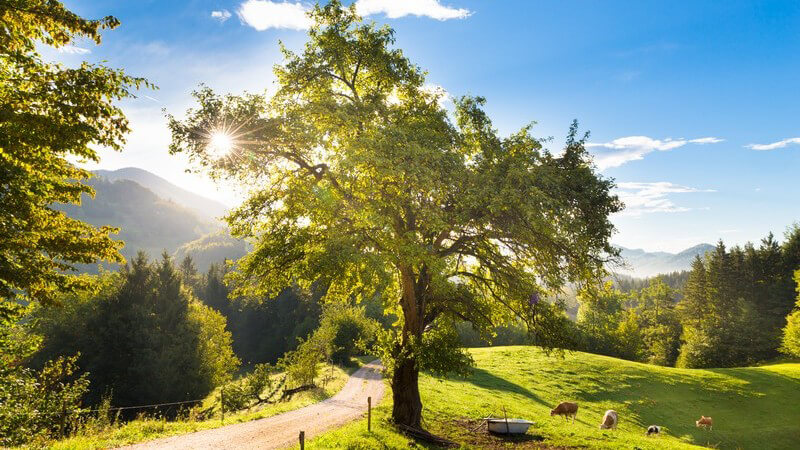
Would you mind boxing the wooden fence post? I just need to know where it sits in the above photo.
[299,430,305,449]
[367,396,372,432]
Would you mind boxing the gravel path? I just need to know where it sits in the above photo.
[123,360,384,450]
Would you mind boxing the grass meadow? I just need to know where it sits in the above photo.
[308,347,800,449]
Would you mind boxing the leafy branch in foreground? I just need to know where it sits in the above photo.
[0,0,150,305]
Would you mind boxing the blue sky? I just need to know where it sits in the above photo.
[54,0,800,252]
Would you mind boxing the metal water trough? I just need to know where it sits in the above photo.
[485,418,534,434]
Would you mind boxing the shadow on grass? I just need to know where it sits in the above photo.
[464,367,548,407]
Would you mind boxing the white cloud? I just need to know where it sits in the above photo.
[689,137,724,144]
[236,0,470,32]
[746,137,800,151]
[615,181,715,216]
[586,135,723,170]
[237,0,313,31]
[211,9,233,22]
[58,45,91,55]
[355,0,471,20]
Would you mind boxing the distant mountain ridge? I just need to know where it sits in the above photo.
[614,243,714,278]
[93,167,228,223]
[57,176,217,262]
[57,168,247,272]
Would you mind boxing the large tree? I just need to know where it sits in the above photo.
[169,2,620,428]
[0,0,147,306]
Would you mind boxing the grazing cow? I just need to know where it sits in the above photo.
[550,402,579,423]
[696,416,713,430]
[599,410,618,430]
[646,425,661,436]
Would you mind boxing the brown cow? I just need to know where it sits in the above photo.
[696,416,713,430]
[550,402,578,423]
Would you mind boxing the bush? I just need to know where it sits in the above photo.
[780,270,800,358]
[318,304,378,365]
[0,305,90,446]
[220,363,279,412]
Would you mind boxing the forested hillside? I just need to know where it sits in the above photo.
[94,167,228,222]
[56,174,249,271]
[56,177,217,261]
[574,227,800,368]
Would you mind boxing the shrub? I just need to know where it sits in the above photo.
[0,305,90,446]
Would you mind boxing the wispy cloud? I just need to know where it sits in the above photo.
[586,135,723,170]
[616,181,715,216]
[238,1,312,31]
[211,9,232,22]
[57,45,91,55]
[355,0,471,20]
[133,41,170,57]
[746,137,800,151]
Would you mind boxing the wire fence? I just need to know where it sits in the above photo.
[80,397,209,414]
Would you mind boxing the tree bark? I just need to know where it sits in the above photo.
[391,355,422,428]
[391,266,424,428]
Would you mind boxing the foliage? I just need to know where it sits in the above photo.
[676,230,799,368]
[614,271,690,295]
[280,336,324,388]
[574,227,800,369]
[780,270,800,357]
[634,277,682,365]
[455,320,531,347]
[0,306,89,446]
[314,303,379,365]
[188,261,323,366]
[576,281,627,357]
[310,347,800,450]
[168,1,620,426]
[0,0,148,305]
[221,363,278,412]
[31,253,239,409]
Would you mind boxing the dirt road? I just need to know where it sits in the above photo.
[123,360,384,449]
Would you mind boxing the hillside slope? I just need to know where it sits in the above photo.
[57,177,217,263]
[311,347,800,449]
[93,167,228,222]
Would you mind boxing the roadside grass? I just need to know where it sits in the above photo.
[308,346,800,449]
[44,358,369,450]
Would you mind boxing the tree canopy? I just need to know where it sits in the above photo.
[169,1,620,428]
[0,0,147,306]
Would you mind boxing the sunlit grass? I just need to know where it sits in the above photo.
[308,347,800,449]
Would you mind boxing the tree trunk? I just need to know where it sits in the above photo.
[391,266,425,428]
[391,355,422,428]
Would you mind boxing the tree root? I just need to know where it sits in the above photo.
[396,423,459,448]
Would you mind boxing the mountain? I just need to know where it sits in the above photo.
[57,177,218,264]
[613,243,714,278]
[93,167,228,222]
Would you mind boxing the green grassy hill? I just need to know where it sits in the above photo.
[310,346,800,449]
